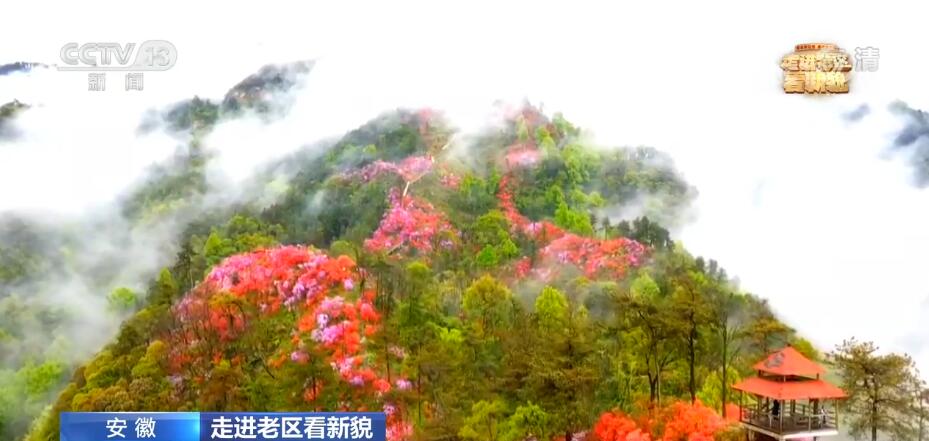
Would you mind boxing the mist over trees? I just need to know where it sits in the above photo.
[1,63,925,441]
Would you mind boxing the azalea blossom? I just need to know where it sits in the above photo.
[365,189,457,255]
[167,246,408,435]
[505,143,542,168]
[290,351,309,364]
[497,175,648,281]
[396,379,412,391]
[353,155,435,184]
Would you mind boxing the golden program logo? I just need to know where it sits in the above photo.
[781,43,852,94]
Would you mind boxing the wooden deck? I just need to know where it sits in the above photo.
[741,407,837,436]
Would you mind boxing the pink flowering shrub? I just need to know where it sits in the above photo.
[505,143,542,168]
[354,155,435,184]
[365,189,458,255]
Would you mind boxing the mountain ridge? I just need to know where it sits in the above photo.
[2,62,812,441]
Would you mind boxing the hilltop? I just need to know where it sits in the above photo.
[1,63,812,441]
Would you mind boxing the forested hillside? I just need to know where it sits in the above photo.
[4,64,823,441]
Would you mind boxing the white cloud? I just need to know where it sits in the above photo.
[2,0,929,376]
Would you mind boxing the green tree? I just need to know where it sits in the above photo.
[397,261,441,425]
[744,297,793,356]
[199,215,283,273]
[830,338,921,441]
[534,286,569,332]
[150,268,179,306]
[417,325,474,438]
[453,174,500,216]
[203,230,231,268]
[476,246,499,268]
[130,340,167,379]
[697,370,742,412]
[709,288,747,417]
[462,276,514,337]
[527,287,597,441]
[459,399,508,441]
[501,402,550,441]
[614,216,672,249]
[789,336,820,360]
[107,287,138,312]
[554,201,593,235]
[669,262,713,404]
[618,273,679,404]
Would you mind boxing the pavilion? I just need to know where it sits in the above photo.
[732,346,847,441]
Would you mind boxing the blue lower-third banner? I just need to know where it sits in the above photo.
[60,412,387,441]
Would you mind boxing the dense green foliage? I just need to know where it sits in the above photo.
[4,65,908,441]
[13,98,804,441]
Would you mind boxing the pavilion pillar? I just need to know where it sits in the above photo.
[813,398,820,428]
[764,397,770,426]
[740,391,744,422]
[779,400,783,431]
[836,400,840,430]
[807,399,812,430]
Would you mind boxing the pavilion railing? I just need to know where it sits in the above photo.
[741,404,837,434]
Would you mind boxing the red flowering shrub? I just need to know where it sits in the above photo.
[723,404,742,423]
[541,234,647,279]
[659,401,728,441]
[169,245,410,440]
[498,176,648,281]
[594,401,732,441]
[595,411,652,441]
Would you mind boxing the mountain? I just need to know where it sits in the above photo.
[0,100,29,140]
[0,62,45,77]
[3,63,810,441]
[221,60,314,114]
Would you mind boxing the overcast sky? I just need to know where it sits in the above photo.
[2,1,929,374]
